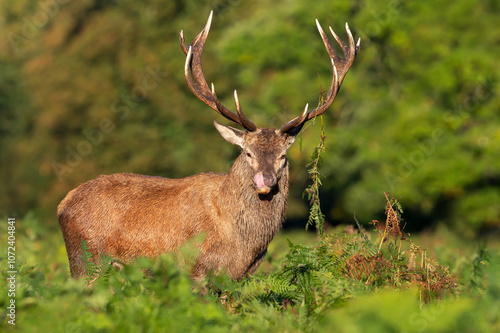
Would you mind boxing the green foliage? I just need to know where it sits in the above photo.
[79,240,116,284]
[1,207,499,332]
[197,193,495,331]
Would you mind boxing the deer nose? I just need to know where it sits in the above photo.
[254,173,276,189]
[263,175,276,187]
[254,173,277,195]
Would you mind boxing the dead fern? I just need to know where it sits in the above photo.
[346,193,458,302]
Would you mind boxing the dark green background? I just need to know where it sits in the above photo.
[1,0,498,235]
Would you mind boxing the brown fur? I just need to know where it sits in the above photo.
[58,127,294,280]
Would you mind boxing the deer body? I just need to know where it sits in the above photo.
[59,127,293,279]
[58,12,359,279]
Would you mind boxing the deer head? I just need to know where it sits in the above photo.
[180,11,360,195]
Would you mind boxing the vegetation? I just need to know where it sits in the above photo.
[302,115,327,237]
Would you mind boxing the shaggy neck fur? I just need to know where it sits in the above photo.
[223,153,289,257]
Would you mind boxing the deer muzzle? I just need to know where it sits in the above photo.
[254,173,276,195]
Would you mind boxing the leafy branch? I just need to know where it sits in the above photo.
[302,115,327,238]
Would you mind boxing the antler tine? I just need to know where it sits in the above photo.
[180,11,257,132]
[210,83,235,120]
[234,90,257,131]
[279,104,311,135]
[210,84,257,131]
[279,20,359,134]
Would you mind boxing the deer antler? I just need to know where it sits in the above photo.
[180,11,257,132]
[279,20,360,134]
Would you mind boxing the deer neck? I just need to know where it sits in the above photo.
[221,154,289,252]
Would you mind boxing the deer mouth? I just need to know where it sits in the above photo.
[254,173,276,195]
[256,186,271,195]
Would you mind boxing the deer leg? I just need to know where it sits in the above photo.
[60,229,86,277]
[244,249,267,277]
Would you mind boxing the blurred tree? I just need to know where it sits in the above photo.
[0,0,498,234]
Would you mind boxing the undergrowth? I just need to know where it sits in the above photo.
[79,240,115,284]
[204,193,461,331]
[1,202,498,333]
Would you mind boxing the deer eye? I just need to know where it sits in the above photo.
[280,155,286,160]
[246,153,252,158]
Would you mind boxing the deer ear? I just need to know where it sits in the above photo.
[276,129,297,149]
[214,121,246,148]
[285,135,296,149]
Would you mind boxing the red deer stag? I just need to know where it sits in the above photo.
[58,11,359,280]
